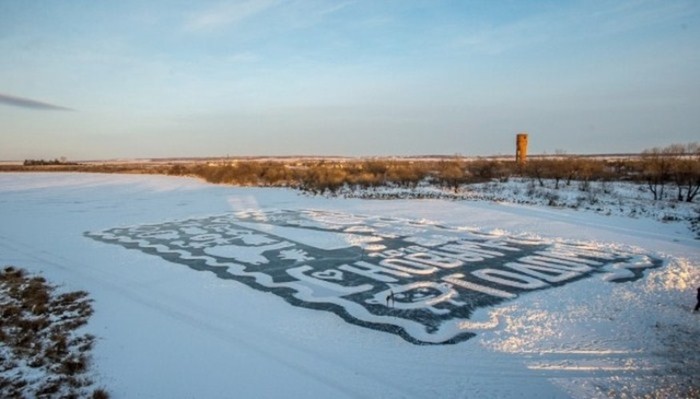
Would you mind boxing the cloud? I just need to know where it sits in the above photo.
[317,1,354,17]
[451,0,699,55]
[590,0,696,33]
[185,0,281,31]
[0,93,74,111]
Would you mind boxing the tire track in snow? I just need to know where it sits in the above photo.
[521,351,658,377]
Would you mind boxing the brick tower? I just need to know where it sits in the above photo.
[516,133,528,165]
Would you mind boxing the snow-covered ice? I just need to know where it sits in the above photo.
[0,172,698,398]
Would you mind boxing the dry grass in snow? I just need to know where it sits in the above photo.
[0,266,108,399]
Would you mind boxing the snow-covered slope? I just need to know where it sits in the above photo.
[0,173,698,398]
[335,178,700,237]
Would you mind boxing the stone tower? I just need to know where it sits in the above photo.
[516,133,528,165]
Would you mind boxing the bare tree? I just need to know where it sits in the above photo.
[526,159,546,187]
[436,160,467,192]
[641,147,672,200]
[669,143,700,202]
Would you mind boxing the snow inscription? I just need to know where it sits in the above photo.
[86,209,662,344]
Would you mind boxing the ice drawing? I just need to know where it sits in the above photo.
[86,209,663,344]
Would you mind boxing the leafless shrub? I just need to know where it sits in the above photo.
[544,191,560,206]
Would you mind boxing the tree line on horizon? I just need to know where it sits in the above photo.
[6,142,700,203]
[22,158,79,166]
[166,142,699,202]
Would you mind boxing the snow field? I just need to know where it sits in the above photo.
[0,172,697,398]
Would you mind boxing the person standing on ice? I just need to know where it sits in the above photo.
[386,290,395,308]
[695,287,700,312]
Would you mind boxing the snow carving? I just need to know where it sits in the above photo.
[86,209,664,345]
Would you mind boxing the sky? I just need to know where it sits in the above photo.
[0,0,699,160]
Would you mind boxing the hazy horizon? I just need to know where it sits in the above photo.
[1,1,699,160]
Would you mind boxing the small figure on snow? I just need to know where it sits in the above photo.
[386,290,395,308]
[694,287,700,312]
